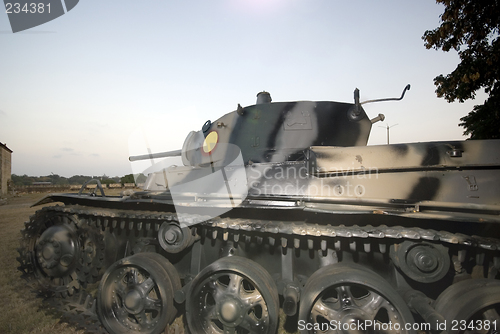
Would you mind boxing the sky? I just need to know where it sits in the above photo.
[0,0,488,178]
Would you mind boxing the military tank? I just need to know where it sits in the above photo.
[18,85,500,334]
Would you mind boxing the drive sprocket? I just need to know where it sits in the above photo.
[17,206,105,297]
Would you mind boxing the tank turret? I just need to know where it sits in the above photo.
[131,85,410,168]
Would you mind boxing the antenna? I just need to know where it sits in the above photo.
[348,84,410,121]
[361,84,411,105]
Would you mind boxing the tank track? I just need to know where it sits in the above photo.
[43,290,106,334]
[19,204,500,333]
[27,204,500,250]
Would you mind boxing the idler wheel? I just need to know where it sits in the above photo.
[434,279,500,333]
[186,256,279,334]
[298,263,415,334]
[390,240,451,283]
[97,253,176,334]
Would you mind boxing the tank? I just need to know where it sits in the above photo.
[18,85,500,334]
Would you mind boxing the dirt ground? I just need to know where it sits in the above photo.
[0,191,295,334]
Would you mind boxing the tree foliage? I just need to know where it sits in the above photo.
[423,0,500,139]
[100,178,117,185]
[120,174,147,185]
[120,174,135,185]
[11,174,70,186]
[11,174,122,186]
[68,175,94,185]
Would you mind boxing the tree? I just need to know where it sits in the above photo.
[100,178,117,185]
[68,175,93,185]
[423,0,500,139]
[120,174,135,185]
[136,174,147,184]
[11,174,33,186]
[120,174,147,185]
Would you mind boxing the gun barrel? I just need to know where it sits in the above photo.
[129,149,182,162]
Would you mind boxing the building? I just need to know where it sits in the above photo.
[0,142,12,195]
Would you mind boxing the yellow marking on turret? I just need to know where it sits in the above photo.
[203,131,218,153]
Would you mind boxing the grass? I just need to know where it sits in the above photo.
[0,190,297,334]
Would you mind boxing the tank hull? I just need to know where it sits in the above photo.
[17,85,500,333]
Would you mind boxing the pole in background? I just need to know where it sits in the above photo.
[379,124,399,144]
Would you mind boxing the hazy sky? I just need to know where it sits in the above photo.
[0,0,487,177]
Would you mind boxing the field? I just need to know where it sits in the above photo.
[0,190,296,334]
